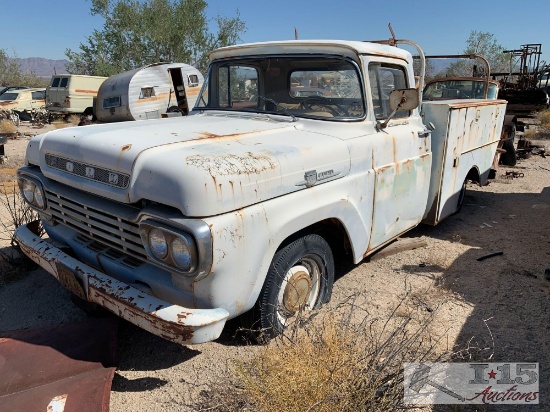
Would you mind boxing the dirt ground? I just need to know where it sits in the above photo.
[0,122,549,410]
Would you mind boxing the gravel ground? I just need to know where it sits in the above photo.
[1,123,549,411]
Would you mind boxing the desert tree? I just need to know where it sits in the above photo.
[443,31,511,77]
[66,0,246,76]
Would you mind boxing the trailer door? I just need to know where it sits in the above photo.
[168,68,189,114]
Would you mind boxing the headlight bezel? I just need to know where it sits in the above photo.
[17,174,47,210]
[139,220,199,275]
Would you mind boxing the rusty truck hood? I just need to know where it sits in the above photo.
[31,112,351,216]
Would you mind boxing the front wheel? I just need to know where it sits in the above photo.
[248,234,334,340]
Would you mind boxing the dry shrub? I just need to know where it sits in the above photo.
[199,297,454,412]
[423,246,454,270]
[538,109,550,129]
[68,115,81,125]
[0,119,17,134]
[523,128,538,139]
[53,122,70,129]
[0,190,41,285]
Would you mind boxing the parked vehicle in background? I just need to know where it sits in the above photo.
[538,71,549,89]
[423,78,499,100]
[0,86,29,96]
[46,75,107,116]
[15,37,506,345]
[0,88,45,111]
[421,54,517,166]
[95,62,203,122]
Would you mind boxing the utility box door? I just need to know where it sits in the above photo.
[422,100,506,225]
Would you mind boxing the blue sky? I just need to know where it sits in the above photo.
[1,0,549,64]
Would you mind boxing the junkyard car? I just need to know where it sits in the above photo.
[0,88,46,111]
[0,86,29,96]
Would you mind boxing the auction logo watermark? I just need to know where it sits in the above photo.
[404,362,539,404]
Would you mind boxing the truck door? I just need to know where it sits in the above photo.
[365,60,432,250]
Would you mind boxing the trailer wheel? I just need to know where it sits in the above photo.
[244,234,334,340]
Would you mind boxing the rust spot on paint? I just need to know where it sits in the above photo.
[187,152,276,176]
[195,130,257,140]
[121,144,132,152]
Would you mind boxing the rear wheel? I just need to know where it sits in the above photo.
[246,234,334,340]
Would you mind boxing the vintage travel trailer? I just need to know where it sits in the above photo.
[95,62,204,122]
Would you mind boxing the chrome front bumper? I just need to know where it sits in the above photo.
[15,223,229,345]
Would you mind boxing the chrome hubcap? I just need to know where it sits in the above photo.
[282,269,312,312]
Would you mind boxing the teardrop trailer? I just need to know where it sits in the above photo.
[94,62,204,122]
[14,36,506,344]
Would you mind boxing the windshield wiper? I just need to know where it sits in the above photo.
[257,95,297,122]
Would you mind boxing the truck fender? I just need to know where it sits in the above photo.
[202,185,370,316]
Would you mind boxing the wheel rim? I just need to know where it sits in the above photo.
[276,256,321,325]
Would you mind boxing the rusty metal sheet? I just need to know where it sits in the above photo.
[0,318,118,412]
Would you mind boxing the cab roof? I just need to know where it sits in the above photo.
[210,40,413,64]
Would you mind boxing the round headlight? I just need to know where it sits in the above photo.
[148,228,168,259]
[170,235,196,271]
[22,179,35,204]
[33,185,45,209]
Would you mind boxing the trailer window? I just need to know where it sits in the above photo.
[103,96,121,108]
[368,63,409,120]
[140,87,155,99]
[188,74,199,87]
[60,78,69,88]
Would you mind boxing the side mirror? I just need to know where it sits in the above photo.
[389,88,419,111]
[377,88,419,130]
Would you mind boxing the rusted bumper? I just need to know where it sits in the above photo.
[15,223,229,345]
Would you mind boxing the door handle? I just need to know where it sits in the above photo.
[418,130,432,138]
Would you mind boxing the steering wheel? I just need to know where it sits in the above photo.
[299,98,349,117]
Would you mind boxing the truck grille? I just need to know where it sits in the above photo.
[45,189,148,263]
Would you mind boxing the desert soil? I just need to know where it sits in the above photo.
[0,122,549,411]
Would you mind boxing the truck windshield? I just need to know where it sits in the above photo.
[196,56,365,120]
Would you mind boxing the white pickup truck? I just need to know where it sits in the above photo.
[15,39,505,344]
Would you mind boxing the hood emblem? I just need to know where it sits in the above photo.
[45,153,129,189]
[296,169,340,188]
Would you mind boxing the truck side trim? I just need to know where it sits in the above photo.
[15,224,229,345]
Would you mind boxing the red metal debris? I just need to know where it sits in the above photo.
[0,318,118,412]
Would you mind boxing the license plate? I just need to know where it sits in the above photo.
[55,262,86,299]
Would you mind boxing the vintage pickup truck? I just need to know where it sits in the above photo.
[15,38,506,344]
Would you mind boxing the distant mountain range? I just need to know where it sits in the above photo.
[14,57,69,78]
